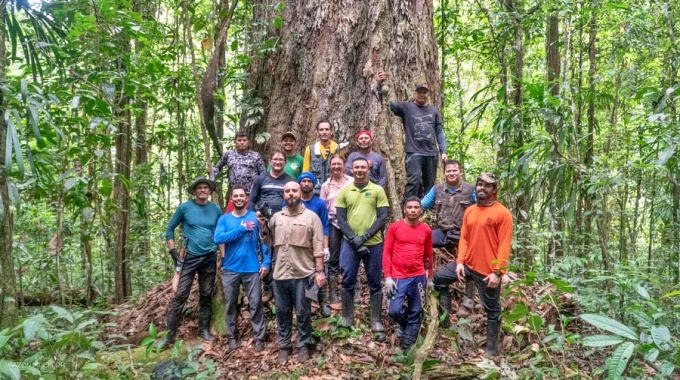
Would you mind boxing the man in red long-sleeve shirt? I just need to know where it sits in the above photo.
[383,196,433,350]
[433,173,513,357]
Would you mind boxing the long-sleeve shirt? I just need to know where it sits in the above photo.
[383,220,433,279]
[300,196,330,236]
[247,171,295,214]
[165,200,222,255]
[457,202,514,276]
[214,211,271,272]
[344,151,388,188]
[269,205,325,281]
[389,101,446,156]
[320,175,353,228]
[209,150,265,191]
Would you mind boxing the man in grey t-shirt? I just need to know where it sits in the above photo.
[376,71,447,198]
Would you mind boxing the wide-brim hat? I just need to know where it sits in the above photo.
[187,176,216,194]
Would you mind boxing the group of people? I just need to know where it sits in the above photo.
[159,73,514,364]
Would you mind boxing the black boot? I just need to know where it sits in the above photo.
[485,319,501,356]
[369,292,386,342]
[155,330,176,350]
[341,289,355,327]
[318,284,332,317]
[197,309,214,341]
[457,280,476,318]
[438,291,452,328]
[156,308,180,349]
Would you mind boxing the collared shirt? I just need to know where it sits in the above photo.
[335,180,389,246]
[270,205,325,280]
[320,174,354,227]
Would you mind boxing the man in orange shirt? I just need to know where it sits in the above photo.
[433,173,513,357]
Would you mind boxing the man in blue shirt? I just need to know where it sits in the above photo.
[214,186,271,352]
[158,177,223,349]
[297,172,331,317]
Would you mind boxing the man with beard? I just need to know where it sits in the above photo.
[303,120,346,195]
[214,186,271,353]
[297,172,331,317]
[266,182,326,363]
[335,157,390,341]
[268,132,303,179]
[344,130,387,188]
[421,160,476,320]
[383,197,433,350]
[433,173,513,357]
[158,177,223,349]
[375,71,447,198]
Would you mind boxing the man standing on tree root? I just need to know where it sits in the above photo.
[433,173,513,356]
[335,157,390,341]
[266,181,326,364]
[158,177,223,349]
[375,71,447,198]
[422,160,476,318]
[383,197,433,350]
[213,186,271,353]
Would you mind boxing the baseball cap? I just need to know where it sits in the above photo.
[281,131,297,141]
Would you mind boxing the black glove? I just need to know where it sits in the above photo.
[168,248,179,266]
[350,235,366,250]
[356,246,370,256]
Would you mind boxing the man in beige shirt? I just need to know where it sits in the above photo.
[268,181,326,364]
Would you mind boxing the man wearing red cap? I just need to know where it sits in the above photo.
[375,72,447,198]
[344,130,388,188]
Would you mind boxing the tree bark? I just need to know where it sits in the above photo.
[253,0,441,214]
[0,3,18,329]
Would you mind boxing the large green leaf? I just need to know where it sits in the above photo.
[582,335,625,347]
[650,326,671,346]
[580,314,638,340]
[607,341,634,380]
[23,315,45,341]
[0,360,20,380]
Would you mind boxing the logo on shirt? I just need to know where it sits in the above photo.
[291,163,299,170]
[365,192,372,197]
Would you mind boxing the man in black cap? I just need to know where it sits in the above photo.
[375,71,447,198]
[157,177,223,349]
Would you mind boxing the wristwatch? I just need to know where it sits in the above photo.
[494,270,502,277]
[315,269,325,274]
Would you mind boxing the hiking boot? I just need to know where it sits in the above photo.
[228,339,238,352]
[369,292,386,342]
[341,289,355,327]
[485,320,501,357]
[253,340,264,352]
[438,291,452,328]
[297,347,310,362]
[277,348,292,364]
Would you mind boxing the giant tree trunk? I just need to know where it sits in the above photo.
[0,5,18,329]
[253,0,441,212]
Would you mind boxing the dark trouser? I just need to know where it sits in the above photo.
[433,264,501,322]
[404,154,438,199]
[432,229,460,258]
[273,277,313,348]
[388,275,427,349]
[328,224,342,277]
[340,241,383,294]
[221,271,266,342]
[166,251,216,334]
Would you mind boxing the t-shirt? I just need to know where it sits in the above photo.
[268,154,304,179]
[383,220,433,279]
[335,181,389,246]
[344,151,388,188]
[165,200,222,255]
[247,171,295,214]
[390,101,444,155]
[209,150,266,191]
[300,196,330,236]
[214,211,271,272]
[457,202,513,276]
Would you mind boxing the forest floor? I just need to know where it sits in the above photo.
[101,269,606,379]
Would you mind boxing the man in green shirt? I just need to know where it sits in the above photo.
[335,157,390,341]
[268,131,304,179]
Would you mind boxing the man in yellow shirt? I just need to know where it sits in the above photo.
[302,120,345,195]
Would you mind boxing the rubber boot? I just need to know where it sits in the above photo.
[369,292,386,342]
[341,289,355,327]
[318,283,332,317]
[156,311,179,350]
[456,280,475,318]
[438,291,452,328]
[485,319,501,356]
[197,310,214,341]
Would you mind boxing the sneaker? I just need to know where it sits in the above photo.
[297,347,310,362]
[253,340,264,352]
[277,348,291,364]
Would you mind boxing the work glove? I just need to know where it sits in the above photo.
[323,248,330,263]
[427,279,435,290]
[384,277,397,299]
[168,248,179,266]
[350,233,369,250]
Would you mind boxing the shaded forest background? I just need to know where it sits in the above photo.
[0,0,678,378]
